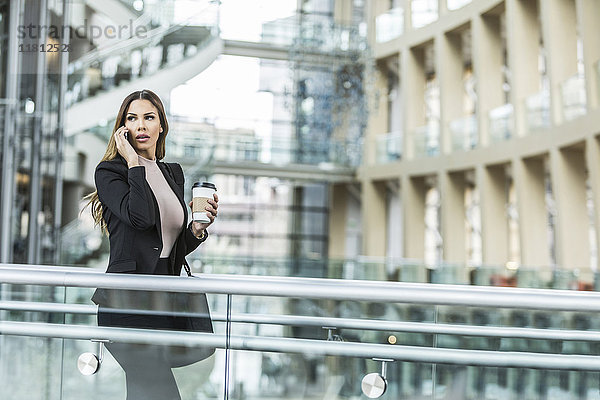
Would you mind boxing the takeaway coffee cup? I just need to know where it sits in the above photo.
[192,182,217,223]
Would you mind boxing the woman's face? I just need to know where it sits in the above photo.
[124,99,163,160]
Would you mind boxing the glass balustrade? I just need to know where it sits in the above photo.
[560,73,587,121]
[525,90,551,131]
[166,131,361,167]
[187,255,597,291]
[226,14,367,53]
[449,115,478,152]
[375,7,404,43]
[488,103,514,143]
[81,117,361,168]
[413,121,440,158]
[374,131,402,163]
[59,217,107,267]
[2,270,600,400]
[65,3,220,108]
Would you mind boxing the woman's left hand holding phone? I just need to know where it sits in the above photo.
[114,126,139,168]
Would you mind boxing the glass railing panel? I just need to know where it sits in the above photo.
[224,293,440,398]
[82,115,362,168]
[449,114,478,152]
[525,90,551,131]
[166,130,361,167]
[411,0,439,29]
[0,279,229,399]
[447,0,472,10]
[60,285,226,399]
[375,131,402,163]
[189,255,600,290]
[428,263,470,285]
[488,103,514,143]
[0,282,67,398]
[467,264,598,291]
[413,121,440,158]
[4,269,600,399]
[219,296,600,398]
[0,335,65,399]
[560,73,587,121]
[375,7,404,43]
[299,20,366,53]
[61,337,128,399]
[59,217,107,267]
[227,13,367,53]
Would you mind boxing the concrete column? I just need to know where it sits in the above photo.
[478,164,509,265]
[550,147,590,271]
[365,64,389,164]
[329,183,349,259]
[391,52,404,134]
[386,180,403,259]
[505,0,541,137]
[403,46,426,159]
[437,31,463,154]
[361,179,387,257]
[402,175,426,259]
[576,0,600,109]
[440,171,466,263]
[472,12,504,147]
[367,0,386,44]
[540,0,578,125]
[334,0,353,24]
[404,0,412,32]
[586,136,600,271]
[513,157,550,267]
[438,0,448,16]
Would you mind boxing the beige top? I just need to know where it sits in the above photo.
[138,155,185,257]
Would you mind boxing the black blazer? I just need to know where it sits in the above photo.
[91,155,206,306]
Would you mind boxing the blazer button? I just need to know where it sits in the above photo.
[153,247,159,251]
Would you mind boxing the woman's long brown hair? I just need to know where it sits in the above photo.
[82,89,169,234]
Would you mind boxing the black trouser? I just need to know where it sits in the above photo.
[97,258,181,400]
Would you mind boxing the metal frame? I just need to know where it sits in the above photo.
[2,320,600,371]
[2,264,600,311]
[2,264,600,370]
[1,300,600,342]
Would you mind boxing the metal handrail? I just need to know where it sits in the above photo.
[2,300,600,342]
[1,264,600,311]
[2,320,600,371]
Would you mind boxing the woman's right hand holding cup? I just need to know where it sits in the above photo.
[114,126,139,168]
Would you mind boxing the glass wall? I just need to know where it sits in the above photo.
[0,0,69,264]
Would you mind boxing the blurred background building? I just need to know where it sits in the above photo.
[1,0,600,399]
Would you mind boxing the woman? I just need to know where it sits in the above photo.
[84,89,218,400]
